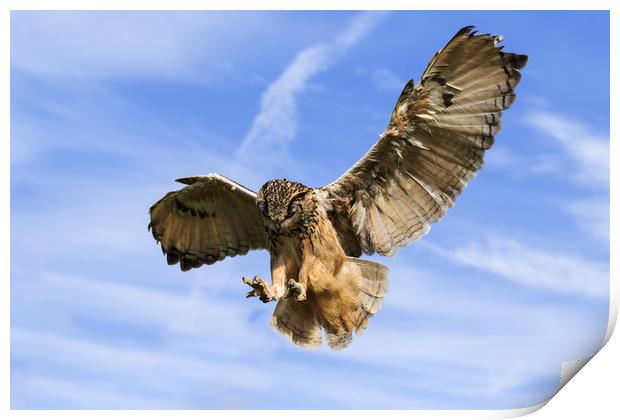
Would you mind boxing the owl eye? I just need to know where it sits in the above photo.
[257,201,267,214]
[287,202,301,216]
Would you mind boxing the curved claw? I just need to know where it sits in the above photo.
[242,275,275,303]
[286,279,307,301]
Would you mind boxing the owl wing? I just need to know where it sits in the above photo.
[148,173,267,271]
[321,26,527,257]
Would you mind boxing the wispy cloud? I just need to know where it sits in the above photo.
[566,198,610,242]
[10,11,315,85]
[236,12,388,167]
[12,12,218,82]
[525,111,610,242]
[12,374,172,409]
[424,236,608,298]
[328,259,606,405]
[11,269,427,408]
[525,111,609,188]
[13,264,603,409]
[486,111,609,243]
[11,327,273,409]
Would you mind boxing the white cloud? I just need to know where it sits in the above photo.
[236,12,388,167]
[525,111,609,189]
[525,112,610,242]
[11,12,219,82]
[13,256,606,408]
[566,198,610,242]
[492,112,610,243]
[11,329,426,409]
[11,375,171,409]
[11,328,276,408]
[12,270,270,345]
[10,11,317,85]
[424,236,609,298]
[327,257,607,402]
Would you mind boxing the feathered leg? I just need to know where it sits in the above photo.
[243,252,288,303]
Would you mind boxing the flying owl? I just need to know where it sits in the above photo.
[148,26,527,350]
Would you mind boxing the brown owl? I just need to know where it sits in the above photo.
[148,27,527,350]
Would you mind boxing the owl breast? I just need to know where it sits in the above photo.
[273,208,346,285]
[275,234,305,283]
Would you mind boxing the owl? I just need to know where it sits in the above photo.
[148,27,527,350]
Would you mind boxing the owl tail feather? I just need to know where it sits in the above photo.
[348,257,389,318]
[270,298,323,349]
[323,257,389,350]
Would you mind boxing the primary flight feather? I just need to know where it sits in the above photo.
[148,26,527,350]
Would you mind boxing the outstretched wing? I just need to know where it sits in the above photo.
[149,173,267,271]
[322,26,527,257]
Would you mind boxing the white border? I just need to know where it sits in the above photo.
[2,1,616,418]
[1,0,616,11]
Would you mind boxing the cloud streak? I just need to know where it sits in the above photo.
[236,12,388,168]
[12,12,222,82]
[10,11,328,86]
[12,263,605,409]
[525,111,610,243]
[424,235,609,298]
[525,111,609,189]
[566,198,610,242]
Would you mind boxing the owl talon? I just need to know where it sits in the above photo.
[286,279,307,301]
[242,275,275,303]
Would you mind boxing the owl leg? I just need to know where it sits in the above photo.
[243,275,277,303]
[286,279,307,301]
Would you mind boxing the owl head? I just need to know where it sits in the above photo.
[257,179,311,233]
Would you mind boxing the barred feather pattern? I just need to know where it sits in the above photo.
[148,174,267,271]
[322,26,527,256]
[270,298,322,349]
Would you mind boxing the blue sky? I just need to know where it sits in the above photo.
[10,11,609,409]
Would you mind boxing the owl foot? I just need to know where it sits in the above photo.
[286,279,307,301]
[243,275,275,303]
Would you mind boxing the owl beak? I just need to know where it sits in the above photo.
[267,220,280,234]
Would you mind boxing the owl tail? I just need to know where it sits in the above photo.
[270,257,388,351]
[348,257,389,322]
[270,297,323,349]
[317,257,388,350]
[334,257,388,350]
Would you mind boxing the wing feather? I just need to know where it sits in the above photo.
[149,173,266,271]
[321,26,527,256]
